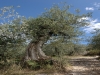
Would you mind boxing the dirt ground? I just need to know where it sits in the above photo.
[36,56,100,75]
[66,56,100,75]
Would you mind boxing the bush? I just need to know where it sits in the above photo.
[23,59,54,70]
[85,50,100,56]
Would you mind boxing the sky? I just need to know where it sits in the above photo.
[0,0,100,44]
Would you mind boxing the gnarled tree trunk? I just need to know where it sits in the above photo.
[24,37,49,61]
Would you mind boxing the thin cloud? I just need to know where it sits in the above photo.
[78,17,90,23]
[83,18,100,33]
[85,7,94,11]
[17,5,20,7]
[85,2,100,11]
[93,2,100,10]
[94,2,100,8]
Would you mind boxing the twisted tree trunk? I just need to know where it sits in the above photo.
[24,37,49,61]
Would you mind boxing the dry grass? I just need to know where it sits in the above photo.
[0,56,73,75]
[0,63,67,75]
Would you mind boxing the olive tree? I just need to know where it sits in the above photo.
[22,5,90,61]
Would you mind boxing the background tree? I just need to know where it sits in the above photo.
[0,6,25,63]
[87,30,100,56]
[88,29,100,49]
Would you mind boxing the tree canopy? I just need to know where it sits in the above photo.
[22,5,90,43]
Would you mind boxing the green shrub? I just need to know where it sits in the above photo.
[24,59,53,70]
[85,50,100,56]
[26,60,40,69]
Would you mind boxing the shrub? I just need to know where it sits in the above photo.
[85,50,100,56]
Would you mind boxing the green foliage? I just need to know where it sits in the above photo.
[0,18,25,63]
[24,59,54,70]
[88,31,100,56]
[23,4,90,42]
[85,50,100,56]
[26,60,39,69]
[43,40,86,56]
[43,39,67,56]
[89,32,100,50]
[0,6,25,63]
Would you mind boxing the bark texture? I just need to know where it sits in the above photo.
[24,38,48,61]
